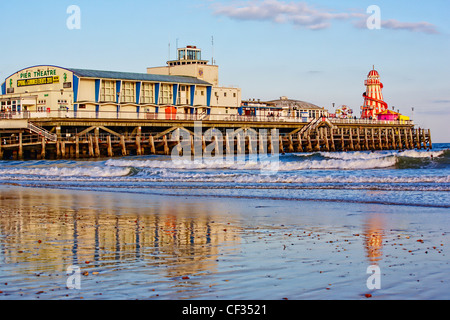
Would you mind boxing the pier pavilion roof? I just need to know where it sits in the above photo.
[70,68,212,86]
[268,97,324,110]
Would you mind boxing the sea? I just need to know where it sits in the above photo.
[0,144,449,208]
[0,143,449,300]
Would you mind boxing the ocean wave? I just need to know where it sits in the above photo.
[397,150,445,158]
[106,156,397,171]
[0,166,131,178]
[318,151,391,160]
[317,150,445,160]
[131,169,450,184]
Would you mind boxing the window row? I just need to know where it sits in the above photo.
[99,81,204,105]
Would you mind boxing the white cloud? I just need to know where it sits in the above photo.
[381,19,439,34]
[213,0,439,34]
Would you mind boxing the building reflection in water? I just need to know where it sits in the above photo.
[364,214,385,264]
[0,188,241,279]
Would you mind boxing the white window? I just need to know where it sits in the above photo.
[101,80,116,102]
[178,85,189,105]
[121,82,135,103]
[141,83,154,104]
[159,84,173,105]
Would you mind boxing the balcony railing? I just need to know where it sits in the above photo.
[0,110,414,126]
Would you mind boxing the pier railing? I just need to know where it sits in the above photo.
[0,110,414,126]
[28,122,58,142]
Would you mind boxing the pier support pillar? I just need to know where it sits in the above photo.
[364,129,369,151]
[88,135,94,157]
[279,136,285,154]
[404,129,410,150]
[56,140,61,159]
[391,129,396,150]
[94,128,100,157]
[107,135,113,157]
[136,135,142,156]
[287,135,294,153]
[409,129,414,150]
[306,130,313,152]
[150,136,156,155]
[176,133,182,156]
[349,129,354,151]
[120,135,127,156]
[370,129,375,151]
[384,129,389,149]
[75,136,80,158]
[415,129,421,149]
[330,129,336,152]
[323,128,330,152]
[202,136,207,154]
[314,129,320,152]
[61,141,66,158]
[397,129,403,150]
[163,135,170,155]
[297,133,303,152]
[237,134,243,155]
[355,128,361,151]
[215,135,222,156]
[428,129,432,150]
[18,132,23,160]
[41,137,46,159]
[378,129,383,150]
[226,133,232,155]
[421,129,426,150]
[259,132,266,155]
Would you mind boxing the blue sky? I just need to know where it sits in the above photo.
[0,0,449,141]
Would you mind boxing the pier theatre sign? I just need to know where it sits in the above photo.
[17,69,60,87]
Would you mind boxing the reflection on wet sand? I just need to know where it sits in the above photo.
[364,214,385,263]
[0,188,241,281]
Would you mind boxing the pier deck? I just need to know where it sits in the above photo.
[0,115,431,160]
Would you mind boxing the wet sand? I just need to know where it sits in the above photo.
[0,185,449,300]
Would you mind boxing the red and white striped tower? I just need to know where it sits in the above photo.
[361,67,388,119]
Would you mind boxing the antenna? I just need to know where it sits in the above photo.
[168,42,171,61]
[211,36,214,65]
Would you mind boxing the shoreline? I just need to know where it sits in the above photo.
[1,183,449,209]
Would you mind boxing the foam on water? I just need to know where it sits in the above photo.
[1,144,449,207]
[0,166,131,178]
[105,156,397,171]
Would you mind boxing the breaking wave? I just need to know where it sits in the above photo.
[105,156,398,171]
[0,166,131,178]
[0,145,448,207]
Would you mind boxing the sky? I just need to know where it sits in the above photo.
[0,0,449,142]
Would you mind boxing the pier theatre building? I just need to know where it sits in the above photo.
[0,46,242,119]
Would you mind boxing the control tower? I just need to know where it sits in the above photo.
[147,45,241,113]
[148,45,218,86]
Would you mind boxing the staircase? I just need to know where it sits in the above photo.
[299,118,337,137]
[299,118,321,135]
[198,111,209,120]
[28,122,58,142]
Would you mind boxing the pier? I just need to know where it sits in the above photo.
[0,114,432,160]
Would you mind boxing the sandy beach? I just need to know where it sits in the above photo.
[0,185,448,300]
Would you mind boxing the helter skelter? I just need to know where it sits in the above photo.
[361,66,389,119]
